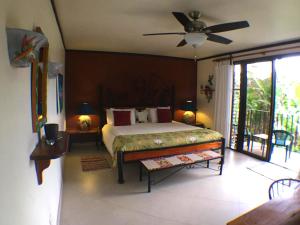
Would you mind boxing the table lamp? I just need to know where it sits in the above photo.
[181,100,196,124]
[78,102,94,130]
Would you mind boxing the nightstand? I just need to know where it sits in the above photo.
[67,127,101,151]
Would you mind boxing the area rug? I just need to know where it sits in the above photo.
[81,155,110,171]
[247,162,298,181]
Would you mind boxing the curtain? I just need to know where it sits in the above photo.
[213,60,233,145]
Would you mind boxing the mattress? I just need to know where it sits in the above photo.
[102,121,222,157]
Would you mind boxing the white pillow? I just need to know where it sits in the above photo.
[147,108,157,123]
[106,109,113,125]
[106,108,136,125]
[136,109,148,123]
[147,106,170,123]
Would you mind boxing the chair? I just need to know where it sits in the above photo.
[268,178,300,200]
[271,130,294,162]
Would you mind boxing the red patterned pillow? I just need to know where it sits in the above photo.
[157,108,172,123]
[113,111,131,126]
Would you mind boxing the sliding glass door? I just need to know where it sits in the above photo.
[271,56,300,170]
[230,65,241,149]
[231,54,300,164]
[230,60,273,160]
[244,61,273,158]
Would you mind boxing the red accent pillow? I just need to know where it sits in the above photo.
[157,108,172,123]
[113,111,131,126]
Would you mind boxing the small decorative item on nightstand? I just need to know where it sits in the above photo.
[181,100,196,125]
[78,102,95,130]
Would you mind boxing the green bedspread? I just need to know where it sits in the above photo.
[112,128,223,153]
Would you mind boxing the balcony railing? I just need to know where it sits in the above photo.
[231,109,300,152]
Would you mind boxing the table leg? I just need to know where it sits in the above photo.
[262,139,265,157]
[96,137,99,150]
[69,140,72,152]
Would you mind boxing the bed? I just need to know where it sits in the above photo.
[98,82,225,183]
[102,121,224,183]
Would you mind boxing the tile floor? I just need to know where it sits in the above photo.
[270,147,300,172]
[246,140,300,171]
[60,144,273,225]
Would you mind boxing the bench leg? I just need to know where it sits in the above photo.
[221,137,226,164]
[207,160,210,168]
[148,171,151,193]
[139,163,143,181]
[220,138,225,175]
[219,157,224,175]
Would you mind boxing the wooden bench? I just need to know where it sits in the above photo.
[140,150,224,192]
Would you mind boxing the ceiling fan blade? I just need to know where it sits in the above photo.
[177,39,187,47]
[143,32,186,36]
[207,33,232,44]
[204,21,250,33]
[172,12,191,27]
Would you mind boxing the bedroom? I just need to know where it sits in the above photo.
[0,1,300,225]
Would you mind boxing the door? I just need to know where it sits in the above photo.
[230,60,273,160]
[271,55,300,170]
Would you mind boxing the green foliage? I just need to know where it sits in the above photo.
[246,70,300,152]
[246,73,271,112]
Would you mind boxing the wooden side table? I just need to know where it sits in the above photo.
[67,127,101,151]
[30,131,69,185]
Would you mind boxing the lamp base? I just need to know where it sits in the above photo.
[183,111,195,124]
[78,115,91,131]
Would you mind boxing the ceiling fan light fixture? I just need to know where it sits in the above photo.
[184,33,207,46]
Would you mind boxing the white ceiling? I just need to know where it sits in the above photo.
[54,0,300,59]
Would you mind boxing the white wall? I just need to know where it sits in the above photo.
[196,59,215,128]
[0,1,65,225]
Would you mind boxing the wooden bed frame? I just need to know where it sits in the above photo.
[98,78,225,183]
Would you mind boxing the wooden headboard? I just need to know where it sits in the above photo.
[98,76,175,127]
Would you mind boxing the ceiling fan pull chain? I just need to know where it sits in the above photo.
[193,45,199,61]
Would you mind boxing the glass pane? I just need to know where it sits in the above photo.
[234,65,241,89]
[244,61,272,158]
[230,65,241,149]
[271,55,300,170]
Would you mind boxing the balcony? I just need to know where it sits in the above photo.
[230,109,300,171]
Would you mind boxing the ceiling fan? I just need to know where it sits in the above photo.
[143,11,250,47]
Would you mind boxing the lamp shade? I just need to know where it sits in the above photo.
[78,102,94,115]
[181,100,196,111]
[184,33,207,47]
